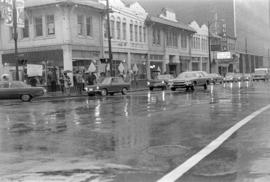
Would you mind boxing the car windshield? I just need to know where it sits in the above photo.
[255,70,267,74]
[157,74,173,80]
[199,71,208,76]
[226,73,234,76]
[177,72,197,79]
[100,77,111,85]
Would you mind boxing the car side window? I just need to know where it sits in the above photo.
[112,78,118,84]
[0,82,9,88]
[10,82,26,88]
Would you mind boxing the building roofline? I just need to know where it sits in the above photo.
[25,0,105,11]
[146,15,196,33]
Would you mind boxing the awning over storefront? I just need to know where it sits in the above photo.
[2,50,63,66]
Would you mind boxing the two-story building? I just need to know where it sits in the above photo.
[145,8,195,78]
[189,21,209,72]
[99,0,148,81]
[0,0,105,86]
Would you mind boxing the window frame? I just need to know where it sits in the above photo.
[77,15,84,36]
[34,16,43,37]
[86,16,93,37]
[22,19,29,38]
[46,14,55,36]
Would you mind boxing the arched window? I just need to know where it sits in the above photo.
[139,22,142,42]
[122,18,127,40]
[104,18,108,38]
[110,16,115,39]
[134,21,138,42]
[130,20,133,41]
[116,17,121,40]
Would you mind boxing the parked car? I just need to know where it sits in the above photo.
[84,77,130,96]
[197,71,211,85]
[208,73,223,84]
[223,73,237,82]
[147,74,174,91]
[252,68,270,81]
[170,71,208,91]
[0,81,46,102]
[241,73,252,81]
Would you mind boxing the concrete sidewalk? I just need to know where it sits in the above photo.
[38,87,148,100]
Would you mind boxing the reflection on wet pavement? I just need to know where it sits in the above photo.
[0,82,270,181]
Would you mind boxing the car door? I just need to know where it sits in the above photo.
[195,72,204,85]
[110,77,120,92]
[0,82,11,99]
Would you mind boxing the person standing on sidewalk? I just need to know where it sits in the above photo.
[63,72,71,96]
[76,71,84,94]
[59,73,65,93]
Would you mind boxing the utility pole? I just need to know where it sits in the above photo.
[208,21,212,73]
[106,0,113,76]
[244,37,247,74]
[12,0,19,80]
[267,48,270,68]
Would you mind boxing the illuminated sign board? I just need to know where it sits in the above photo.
[217,52,232,59]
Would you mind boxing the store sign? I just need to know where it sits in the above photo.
[217,52,232,59]
[27,64,43,77]
[1,0,24,27]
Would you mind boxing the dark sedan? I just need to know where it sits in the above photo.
[0,81,46,102]
[170,71,208,91]
[147,74,174,91]
[84,77,130,96]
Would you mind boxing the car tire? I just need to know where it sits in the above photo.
[149,87,154,91]
[185,86,189,91]
[88,93,95,96]
[190,85,195,91]
[171,87,176,91]
[161,86,166,91]
[122,87,128,95]
[110,93,114,96]
[101,89,108,96]
[21,94,32,102]
[204,84,207,90]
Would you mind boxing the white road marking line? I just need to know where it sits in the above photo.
[157,104,270,182]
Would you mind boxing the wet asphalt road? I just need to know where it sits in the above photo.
[0,81,270,182]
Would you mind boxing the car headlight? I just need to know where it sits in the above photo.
[161,81,165,84]
[96,86,99,90]
[184,81,192,85]
[147,81,150,86]
[84,87,88,91]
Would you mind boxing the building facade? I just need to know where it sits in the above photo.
[0,0,105,87]
[189,21,209,72]
[146,8,195,78]
[136,0,270,74]
[99,0,148,81]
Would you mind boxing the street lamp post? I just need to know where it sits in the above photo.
[105,0,113,76]
[12,0,19,80]
[208,21,212,73]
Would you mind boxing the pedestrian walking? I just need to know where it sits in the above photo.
[87,72,97,85]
